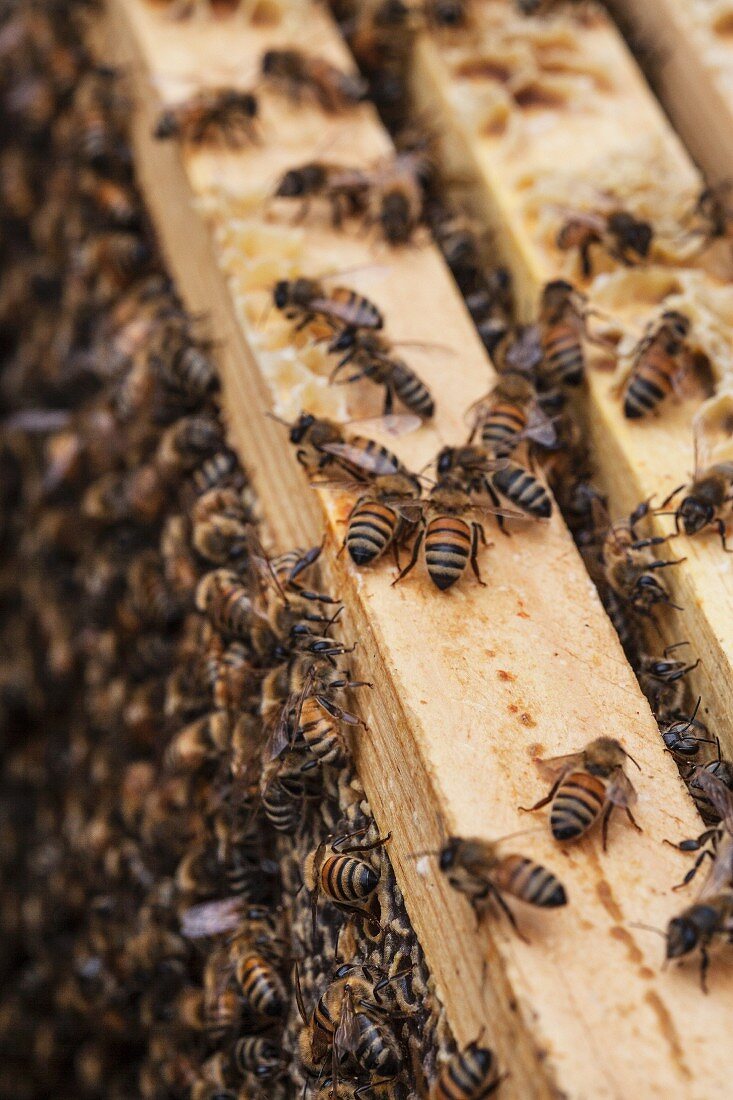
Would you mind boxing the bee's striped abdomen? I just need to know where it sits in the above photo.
[332,287,382,329]
[623,344,676,419]
[298,696,348,766]
[425,516,471,590]
[392,362,435,419]
[496,854,567,908]
[481,400,527,457]
[542,322,584,386]
[353,1012,402,1077]
[321,854,379,903]
[346,500,398,565]
[550,770,606,841]
[492,463,552,518]
[235,952,286,1018]
[430,1042,500,1099]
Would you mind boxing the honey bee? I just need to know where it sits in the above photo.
[192,487,253,565]
[191,448,243,495]
[662,462,733,551]
[537,279,593,388]
[521,737,641,849]
[687,752,733,826]
[229,933,287,1019]
[430,1039,503,1099]
[637,644,699,724]
[233,1036,283,1080]
[436,836,567,938]
[273,277,383,335]
[297,962,404,1081]
[393,474,506,589]
[82,465,167,526]
[154,88,259,146]
[75,231,151,286]
[343,470,422,566]
[268,545,338,605]
[149,318,220,400]
[273,161,370,226]
[467,372,556,460]
[275,411,405,478]
[328,331,435,418]
[621,311,693,420]
[367,150,431,245]
[598,500,683,619]
[79,170,139,228]
[155,414,224,477]
[260,749,323,833]
[660,699,714,760]
[662,771,733,991]
[202,948,242,1042]
[304,827,388,933]
[163,711,231,772]
[196,569,252,637]
[436,446,551,524]
[556,208,653,278]
[685,181,733,247]
[260,48,367,112]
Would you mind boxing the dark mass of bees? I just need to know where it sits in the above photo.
[3,0,733,1097]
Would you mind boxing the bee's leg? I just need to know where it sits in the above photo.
[580,240,593,279]
[647,557,687,570]
[383,386,394,416]
[392,528,423,587]
[470,522,487,587]
[601,804,615,851]
[337,832,391,856]
[294,199,311,224]
[329,193,343,230]
[715,518,732,552]
[519,774,565,814]
[669,847,715,890]
[294,312,315,332]
[490,886,530,944]
[624,805,642,833]
[699,947,710,994]
[629,534,675,551]
[486,478,509,536]
[658,484,685,509]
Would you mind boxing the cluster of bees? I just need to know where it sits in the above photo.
[0,3,513,1097]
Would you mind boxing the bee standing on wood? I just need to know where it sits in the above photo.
[391,474,497,590]
[272,161,370,226]
[327,330,435,418]
[662,771,733,991]
[637,643,699,724]
[436,445,552,525]
[435,836,567,939]
[260,48,367,112]
[620,310,694,420]
[597,499,684,619]
[342,469,422,566]
[273,277,383,336]
[556,208,653,278]
[367,149,431,245]
[467,372,556,460]
[154,88,259,146]
[537,279,598,388]
[521,737,642,849]
[662,463,733,551]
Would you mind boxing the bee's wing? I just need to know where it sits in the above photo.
[606,769,638,809]
[180,896,245,939]
[692,390,733,471]
[319,441,402,477]
[334,991,361,1058]
[534,752,583,784]
[554,206,608,232]
[700,835,733,898]
[524,405,559,448]
[503,326,543,374]
[693,769,733,833]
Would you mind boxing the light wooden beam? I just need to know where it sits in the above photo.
[608,0,733,184]
[101,2,733,1096]
[410,0,733,762]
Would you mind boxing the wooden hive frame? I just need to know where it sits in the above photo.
[411,0,733,762]
[608,0,733,183]
[99,2,733,1097]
